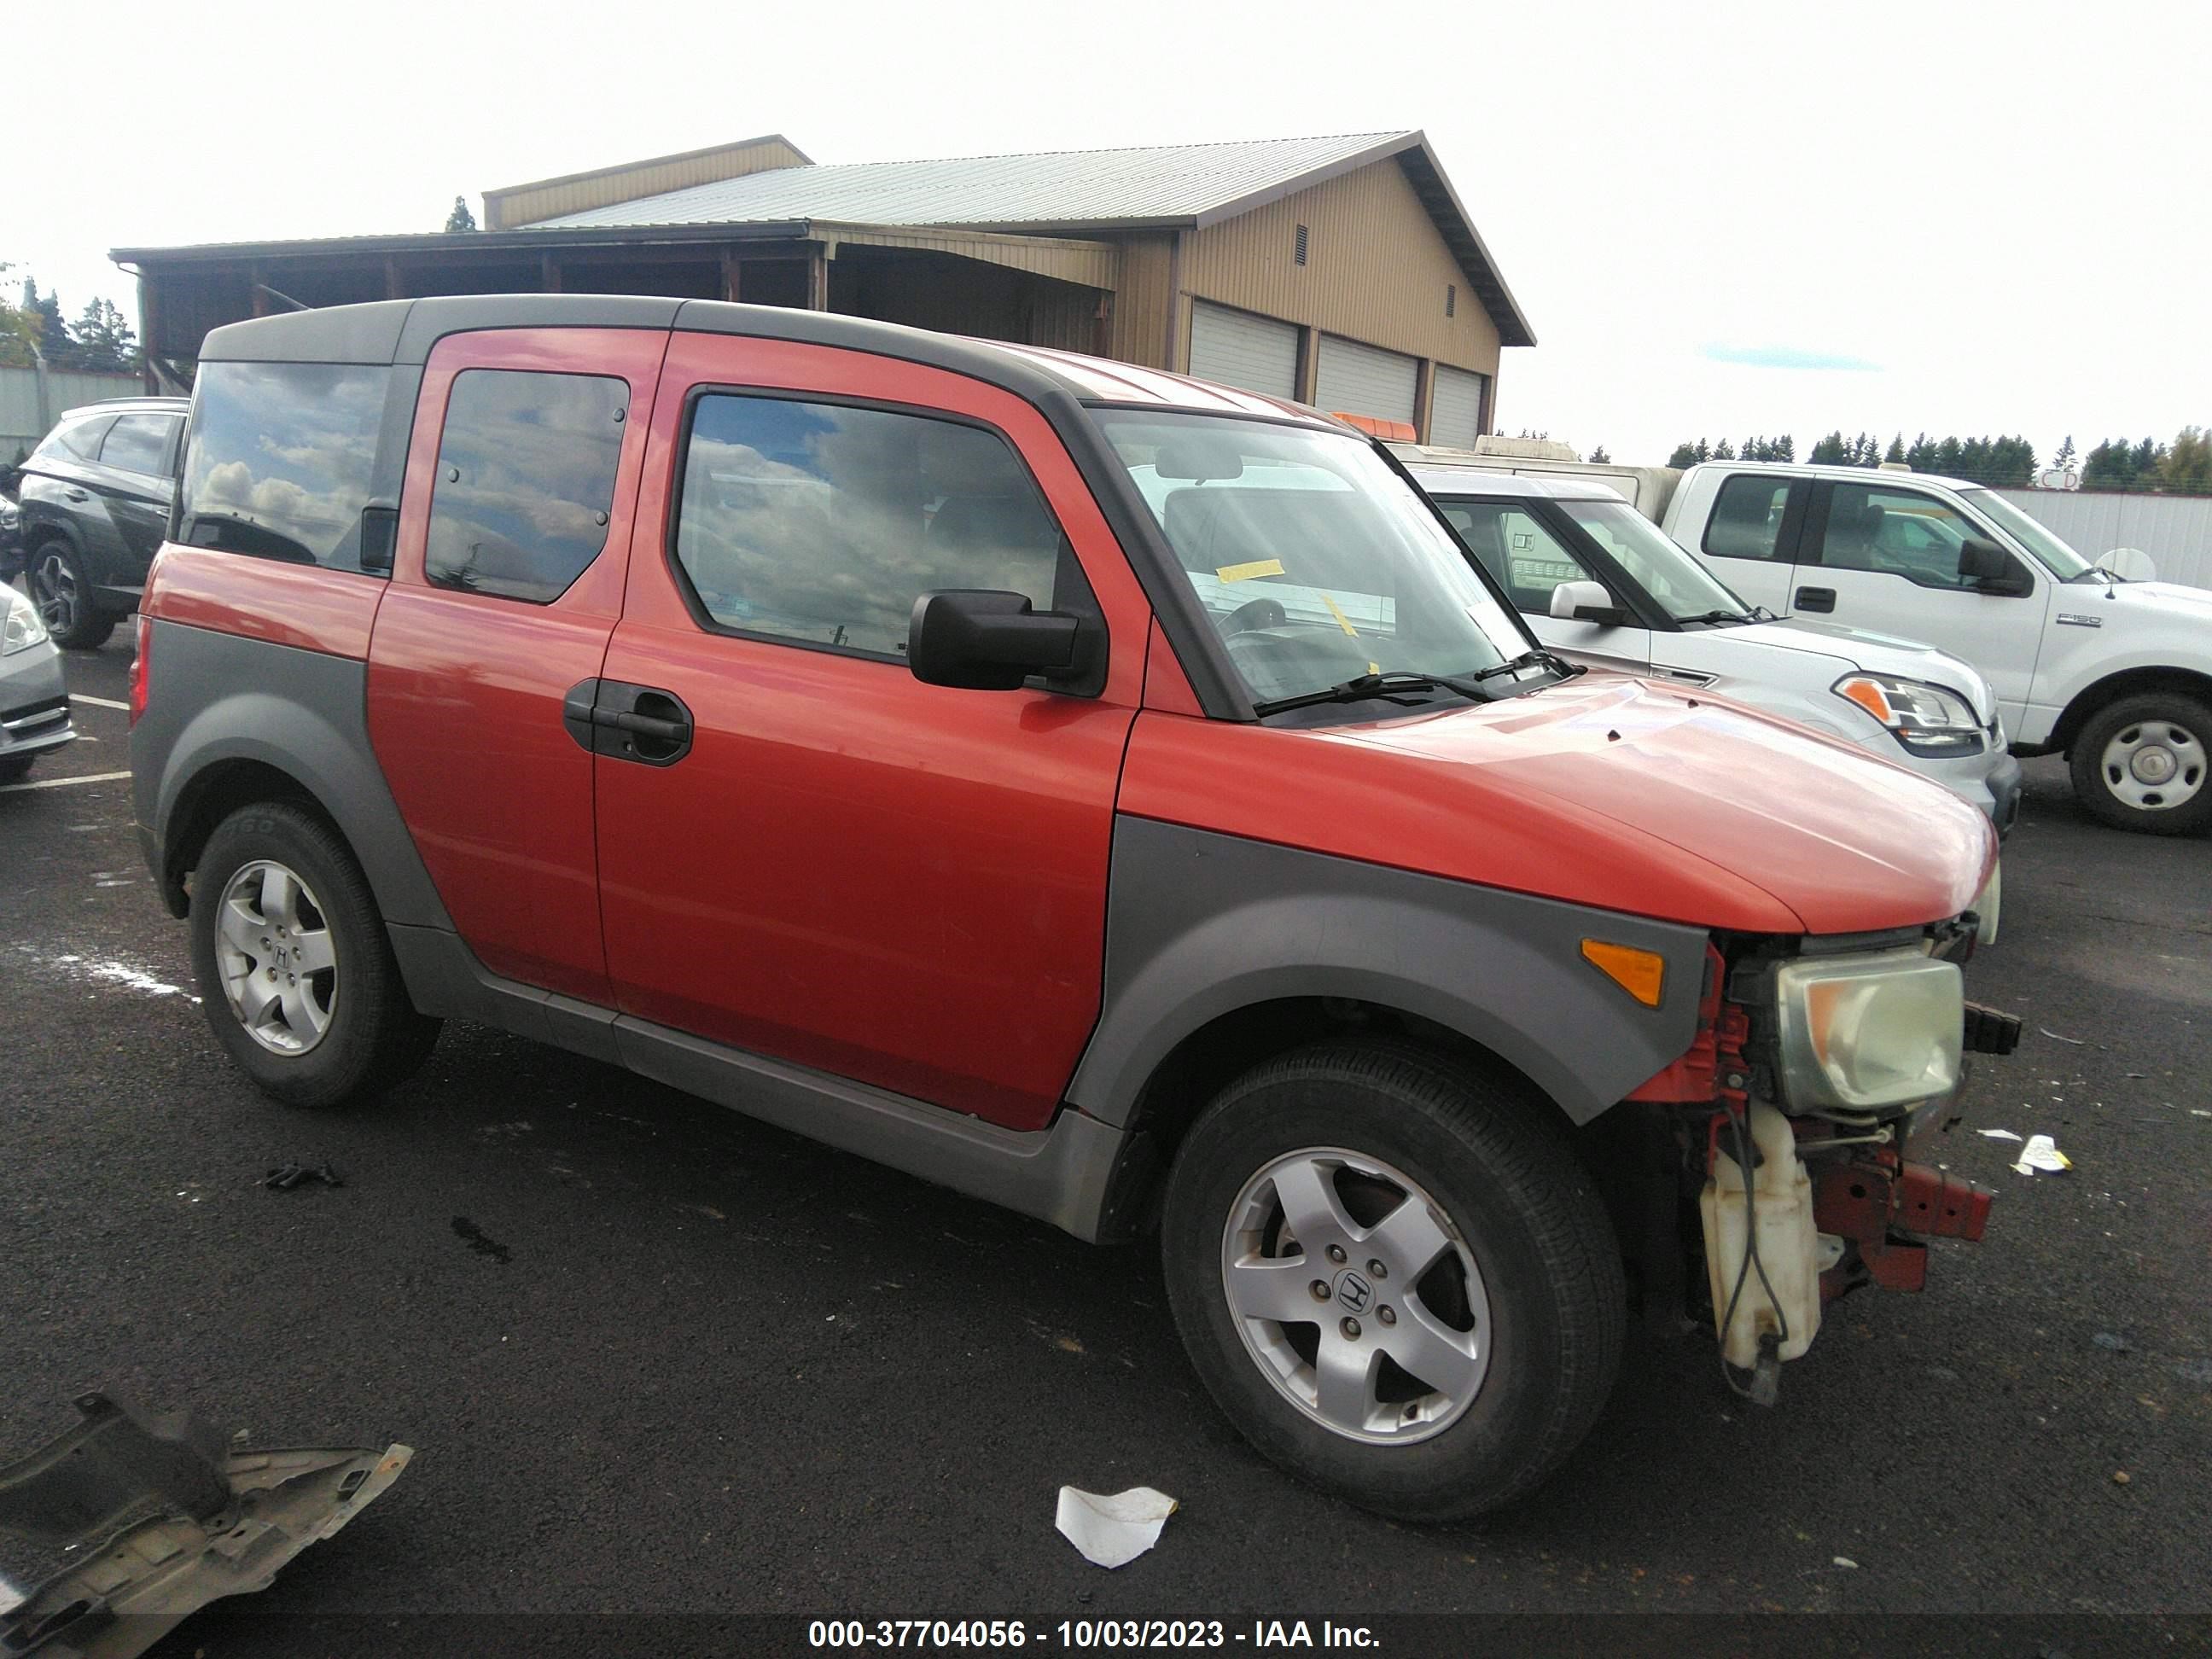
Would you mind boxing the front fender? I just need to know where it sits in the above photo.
[1067,818,1709,1127]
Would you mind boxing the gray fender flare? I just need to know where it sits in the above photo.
[1067,820,1709,1129]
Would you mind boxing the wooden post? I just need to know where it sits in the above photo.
[1414,359,1437,444]
[806,246,830,311]
[384,259,404,300]
[721,247,743,303]
[540,254,563,294]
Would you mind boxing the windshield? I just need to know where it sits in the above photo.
[1549,498,1754,623]
[1097,411,1534,708]
[1959,487,2095,579]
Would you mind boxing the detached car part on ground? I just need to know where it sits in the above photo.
[0,1392,408,1658]
[132,296,2021,1520]
[0,583,76,783]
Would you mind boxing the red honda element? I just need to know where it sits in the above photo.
[132,296,2016,1519]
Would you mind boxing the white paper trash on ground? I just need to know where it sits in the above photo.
[1056,1486,1178,1569]
[2011,1134,2072,1177]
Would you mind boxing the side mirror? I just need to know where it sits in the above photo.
[1957,536,2034,597]
[1549,579,1628,626]
[908,590,1087,691]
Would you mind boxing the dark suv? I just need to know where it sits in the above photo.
[15,396,187,648]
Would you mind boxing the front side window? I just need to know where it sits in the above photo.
[100,414,178,478]
[672,394,1065,660]
[425,370,627,604]
[1551,499,1752,623]
[1703,474,1791,561]
[1441,499,1595,614]
[1097,411,1532,709]
[1814,484,1985,590]
[1957,487,2086,579]
[181,362,390,569]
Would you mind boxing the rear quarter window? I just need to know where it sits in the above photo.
[181,363,390,569]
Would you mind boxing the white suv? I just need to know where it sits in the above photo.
[1412,469,2022,834]
[1660,463,2212,835]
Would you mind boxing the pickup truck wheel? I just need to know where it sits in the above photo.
[189,802,441,1107]
[29,541,117,650]
[1160,1040,1625,1521]
[2069,692,2212,835]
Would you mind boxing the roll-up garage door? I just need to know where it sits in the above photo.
[1429,365,1489,450]
[1187,302,1300,400]
[1315,335,1420,428]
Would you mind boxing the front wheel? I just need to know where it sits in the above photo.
[1160,1041,1625,1521]
[29,540,117,649]
[2069,692,2212,835]
[189,801,441,1107]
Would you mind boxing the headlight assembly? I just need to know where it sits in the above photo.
[2,588,49,656]
[1834,673,1984,757]
[1773,948,1963,1111]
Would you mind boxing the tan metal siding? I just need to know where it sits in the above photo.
[1180,157,1500,377]
[1105,234,1174,369]
[486,137,812,230]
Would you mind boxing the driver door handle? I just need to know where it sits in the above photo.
[1795,586,1836,614]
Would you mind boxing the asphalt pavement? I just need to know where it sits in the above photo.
[2,624,2208,1655]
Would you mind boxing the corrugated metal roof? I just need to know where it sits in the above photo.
[534,133,1411,230]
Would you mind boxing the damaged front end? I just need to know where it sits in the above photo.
[1621,917,2021,1402]
[0,1391,410,1659]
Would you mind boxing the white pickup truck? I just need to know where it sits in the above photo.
[1408,467,2022,834]
[1400,447,2212,835]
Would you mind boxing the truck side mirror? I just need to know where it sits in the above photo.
[1957,537,2033,596]
[1549,579,1628,626]
[908,590,1090,691]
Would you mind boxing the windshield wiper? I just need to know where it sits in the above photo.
[1677,608,1755,627]
[1251,651,1579,718]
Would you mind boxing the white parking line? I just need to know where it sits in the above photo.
[0,770,131,794]
[71,693,131,712]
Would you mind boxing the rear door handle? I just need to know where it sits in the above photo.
[1795,585,1837,614]
[64,489,89,503]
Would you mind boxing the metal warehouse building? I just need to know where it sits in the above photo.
[113,131,1532,441]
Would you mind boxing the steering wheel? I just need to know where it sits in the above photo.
[1221,597,1289,636]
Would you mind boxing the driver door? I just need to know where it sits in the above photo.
[1796,480,2051,731]
[1439,499,1651,676]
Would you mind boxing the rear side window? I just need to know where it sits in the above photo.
[40,415,114,462]
[671,394,1064,660]
[182,363,390,569]
[100,413,178,478]
[424,370,627,604]
[1702,475,1792,562]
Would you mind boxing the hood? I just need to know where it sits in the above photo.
[1738,617,1998,724]
[1324,674,1994,935]
[2098,578,2212,618]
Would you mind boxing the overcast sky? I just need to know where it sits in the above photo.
[15,0,2203,465]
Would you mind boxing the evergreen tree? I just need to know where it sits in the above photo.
[1884,434,1906,463]
[1712,439,1736,460]
[0,263,36,367]
[1771,434,1795,462]
[20,279,68,364]
[1808,430,1849,464]
[2053,434,2076,471]
[1667,442,1698,469]
[67,298,138,373]
[2081,439,2134,488]
[2131,436,2167,478]
[445,195,478,233]
[1588,444,1610,463]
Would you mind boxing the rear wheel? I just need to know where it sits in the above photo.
[189,801,440,1106]
[2069,692,2212,835]
[0,753,34,784]
[1160,1040,1625,1521]
[29,540,117,650]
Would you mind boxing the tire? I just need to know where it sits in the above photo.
[1160,1039,1626,1522]
[189,800,441,1107]
[0,752,34,784]
[29,539,118,650]
[2069,691,2212,836]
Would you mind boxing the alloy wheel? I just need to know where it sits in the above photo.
[1220,1146,1491,1445]
[32,550,78,638]
[213,859,339,1055]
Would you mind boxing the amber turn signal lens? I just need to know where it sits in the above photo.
[1580,940,1666,1007]
[1835,677,1895,724]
